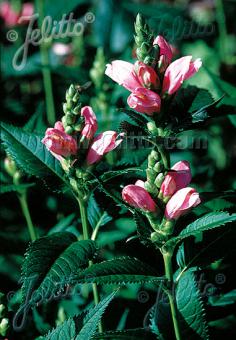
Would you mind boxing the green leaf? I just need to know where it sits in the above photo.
[74,257,163,285]
[99,168,145,183]
[20,235,96,308]
[21,232,77,305]
[76,290,117,340]
[166,211,236,248]
[176,269,209,339]
[87,194,112,230]
[45,291,116,340]
[0,122,66,185]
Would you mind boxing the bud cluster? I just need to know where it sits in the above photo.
[62,84,84,135]
[134,14,156,65]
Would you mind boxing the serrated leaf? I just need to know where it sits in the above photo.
[31,240,97,306]
[21,232,76,305]
[20,235,96,309]
[87,194,112,230]
[48,214,76,235]
[0,122,66,185]
[166,211,236,248]
[76,290,117,340]
[118,108,150,127]
[99,168,144,183]
[45,291,116,340]
[74,257,163,285]
[176,269,209,339]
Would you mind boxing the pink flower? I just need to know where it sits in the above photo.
[153,35,173,73]
[21,2,34,17]
[134,61,160,89]
[0,2,18,26]
[122,184,157,212]
[160,161,192,197]
[105,60,141,92]
[165,187,201,220]
[41,121,77,161]
[162,56,202,95]
[127,87,161,115]
[0,1,34,26]
[105,60,159,91]
[81,106,98,140]
[86,131,124,165]
[135,179,145,188]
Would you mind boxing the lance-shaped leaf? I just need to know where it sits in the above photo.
[87,194,112,230]
[74,257,163,285]
[0,122,66,185]
[176,269,209,339]
[165,211,236,248]
[91,328,155,339]
[20,235,96,309]
[45,291,117,340]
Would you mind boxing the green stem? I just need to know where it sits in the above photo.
[163,252,182,340]
[77,197,103,333]
[216,0,228,64]
[35,0,56,125]
[18,193,37,241]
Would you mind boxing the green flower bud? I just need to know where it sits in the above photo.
[150,150,160,161]
[153,162,163,173]
[65,126,74,135]
[147,121,159,135]
[13,171,22,183]
[0,304,6,318]
[72,92,80,103]
[161,218,175,236]
[4,157,17,177]
[65,113,76,125]
[144,181,158,195]
[74,123,83,132]
[68,84,76,98]
[146,168,156,181]
[154,173,165,188]
[72,105,81,115]
[0,318,9,337]
[62,116,67,127]
[147,154,156,168]
[63,103,68,114]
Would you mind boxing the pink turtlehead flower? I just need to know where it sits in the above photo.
[122,184,157,212]
[153,35,173,73]
[0,1,33,26]
[81,106,98,140]
[127,87,161,115]
[41,121,77,161]
[105,60,159,92]
[0,2,18,26]
[135,179,145,188]
[134,61,160,89]
[160,161,192,197]
[162,56,202,95]
[105,60,141,92]
[165,187,201,220]
[86,131,124,165]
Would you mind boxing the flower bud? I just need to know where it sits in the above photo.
[153,162,163,173]
[65,113,76,125]
[146,168,156,181]
[160,160,192,198]
[165,187,201,220]
[122,184,158,212]
[4,157,16,177]
[0,317,9,336]
[147,121,159,135]
[0,304,6,318]
[154,173,165,188]
[144,181,158,195]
